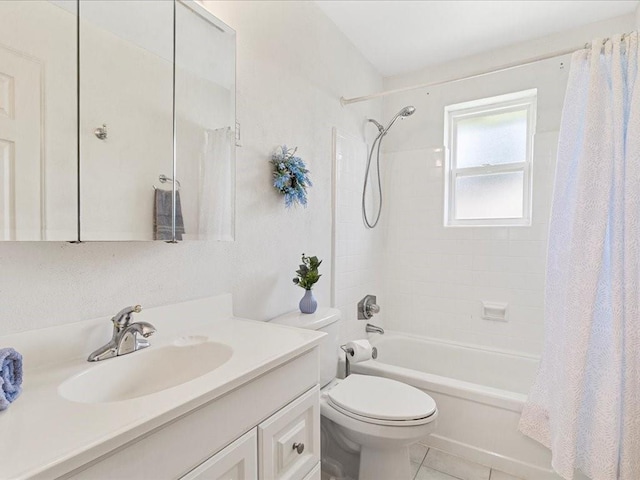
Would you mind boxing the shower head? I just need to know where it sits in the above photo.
[382,105,416,134]
[367,106,416,136]
[400,106,416,117]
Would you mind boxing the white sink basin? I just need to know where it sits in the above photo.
[58,338,233,403]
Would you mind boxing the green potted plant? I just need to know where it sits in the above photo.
[293,254,322,313]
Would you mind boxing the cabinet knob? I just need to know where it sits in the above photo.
[292,442,305,454]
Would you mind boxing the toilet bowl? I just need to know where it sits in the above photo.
[321,375,437,480]
[270,308,438,480]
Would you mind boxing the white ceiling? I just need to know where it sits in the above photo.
[315,1,639,77]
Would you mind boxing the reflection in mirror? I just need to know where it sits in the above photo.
[0,0,78,240]
[176,1,236,241]
[79,0,174,241]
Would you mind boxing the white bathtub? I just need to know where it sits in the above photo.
[350,332,560,480]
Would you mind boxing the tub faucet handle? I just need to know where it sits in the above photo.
[358,295,380,320]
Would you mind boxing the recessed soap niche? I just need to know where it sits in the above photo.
[481,301,508,322]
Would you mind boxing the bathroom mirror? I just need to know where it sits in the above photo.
[0,0,78,241]
[0,0,236,241]
[175,1,236,241]
[79,0,174,241]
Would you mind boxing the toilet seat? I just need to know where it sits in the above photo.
[325,374,437,427]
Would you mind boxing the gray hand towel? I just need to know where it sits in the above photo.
[175,191,185,240]
[154,189,185,241]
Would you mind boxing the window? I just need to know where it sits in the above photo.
[444,89,536,226]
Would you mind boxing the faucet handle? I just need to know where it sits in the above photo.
[358,295,380,320]
[112,305,142,329]
[368,303,380,315]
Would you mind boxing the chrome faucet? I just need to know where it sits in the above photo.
[366,323,385,335]
[87,305,156,362]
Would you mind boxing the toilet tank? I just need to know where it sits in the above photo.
[270,308,341,387]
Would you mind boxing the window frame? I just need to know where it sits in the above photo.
[444,89,537,227]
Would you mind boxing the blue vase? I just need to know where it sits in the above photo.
[299,289,318,314]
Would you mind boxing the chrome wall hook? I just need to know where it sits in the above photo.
[94,124,108,140]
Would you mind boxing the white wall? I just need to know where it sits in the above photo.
[0,1,382,335]
[379,14,636,355]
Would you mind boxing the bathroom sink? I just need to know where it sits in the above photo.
[58,338,233,403]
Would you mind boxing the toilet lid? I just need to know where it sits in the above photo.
[326,374,437,422]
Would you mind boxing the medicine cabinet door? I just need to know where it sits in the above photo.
[79,0,174,241]
[0,0,78,241]
[175,0,236,241]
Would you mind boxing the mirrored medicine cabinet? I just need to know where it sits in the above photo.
[0,0,235,241]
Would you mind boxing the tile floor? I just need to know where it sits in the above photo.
[410,444,522,480]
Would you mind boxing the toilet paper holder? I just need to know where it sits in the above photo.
[340,344,377,377]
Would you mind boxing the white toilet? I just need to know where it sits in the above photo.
[271,308,438,480]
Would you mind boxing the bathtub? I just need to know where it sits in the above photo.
[349,332,560,480]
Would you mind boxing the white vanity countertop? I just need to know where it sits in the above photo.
[0,295,324,480]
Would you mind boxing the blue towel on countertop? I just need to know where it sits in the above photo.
[0,348,23,411]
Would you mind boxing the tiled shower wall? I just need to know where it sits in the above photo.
[379,15,635,355]
[332,128,384,343]
[381,138,556,354]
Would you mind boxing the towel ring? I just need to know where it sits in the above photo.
[153,174,181,190]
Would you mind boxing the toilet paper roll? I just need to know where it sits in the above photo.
[345,339,373,363]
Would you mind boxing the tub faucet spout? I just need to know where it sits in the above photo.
[366,323,384,335]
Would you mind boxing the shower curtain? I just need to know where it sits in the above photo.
[519,33,640,480]
[199,127,234,240]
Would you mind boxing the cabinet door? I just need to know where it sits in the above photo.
[181,429,257,480]
[258,386,320,480]
[0,0,78,241]
[79,0,174,241]
[175,0,236,241]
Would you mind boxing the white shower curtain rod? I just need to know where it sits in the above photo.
[340,44,583,106]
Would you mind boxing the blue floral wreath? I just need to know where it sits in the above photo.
[271,145,312,208]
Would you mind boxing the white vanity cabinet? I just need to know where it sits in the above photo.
[0,296,327,480]
[180,386,320,480]
[62,348,321,480]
